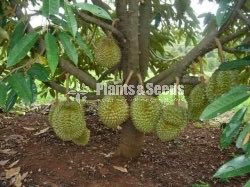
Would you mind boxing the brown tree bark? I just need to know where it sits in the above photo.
[115,0,150,158]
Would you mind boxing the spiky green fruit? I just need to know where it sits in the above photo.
[94,37,121,68]
[156,105,187,142]
[48,101,62,124]
[188,83,209,121]
[98,95,129,128]
[72,128,90,146]
[50,100,86,141]
[131,95,162,133]
[206,70,238,102]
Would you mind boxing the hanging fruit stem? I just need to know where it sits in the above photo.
[120,70,134,95]
[65,73,70,101]
[137,73,146,95]
[214,37,225,63]
[198,57,206,83]
[174,77,180,106]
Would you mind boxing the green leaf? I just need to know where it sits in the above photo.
[58,32,78,65]
[213,155,250,179]
[75,33,93,61]
[45,33,59,74]
[0,82,8,107]
[26,75,37,103]
[42,0,60,17]
[9,21,26,50]
[236,123,250,152]
[27,63,49,82]
[65,3,77,38]
[220,108,248,149]
[73,3,112,20]
[7,32,39,67]
[7,73,33,104]
[49,15,68,29]
[4,89,17,112]
[219,56,250,71]
[216,1,235,28]
[200,86,250,121]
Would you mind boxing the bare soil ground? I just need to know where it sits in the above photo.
[0,106,249,187]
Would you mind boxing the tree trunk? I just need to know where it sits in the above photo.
[115,0,151,158]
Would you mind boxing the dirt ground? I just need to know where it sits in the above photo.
[0,106,249,187]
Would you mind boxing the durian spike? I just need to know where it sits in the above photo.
[65,73,70,101]
[214,37,225,63]
[121,70,134,95]
[137,73,146,95]
[174,77,180,106]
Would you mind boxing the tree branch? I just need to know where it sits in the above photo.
[219,0,247,33]
[237,9,250,27]
[98,65,118,82]
[139,0,152,79]
[116,0,129,78]
[148,27,248,85]
[127,0,140,73]
[75,10,124,41]
[45,81,103,100]
[59,59,98,90]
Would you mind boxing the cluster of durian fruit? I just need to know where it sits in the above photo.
[49,100,90,146]
[185,69,242,121]
[98,94,188,142]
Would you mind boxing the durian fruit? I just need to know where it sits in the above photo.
[48,101,62,124]
[131,95,162,133]
[239,69,250,85]
[72,128,90,146]
[206,70,238,102]
[50,100,86,141]
[94,37,121,68]
[98,95,129,128]
[156,105,187,142]
[188,83,209,121]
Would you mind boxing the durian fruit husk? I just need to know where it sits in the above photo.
[49,100,86,141]
[98,95,129,128]
[93,36,121,68]
[206,70,239,102]
[156,105,187,142]
[48,101,62,124]
[188,83,209,121]
[131,95,162,134]
[72,128,90,146]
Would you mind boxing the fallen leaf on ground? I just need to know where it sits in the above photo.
[14,174,22,187]
[34,127,50,136]
[21,172,28,180]
[23,127,36,131]
[113,166,128,173]
[9,160,19,168]
[5,167,21,179]
[0,160,9,166]
[0,149,17,155]
[100,152,114,158]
